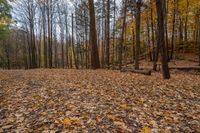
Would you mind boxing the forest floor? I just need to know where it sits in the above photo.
[0,69,200,132]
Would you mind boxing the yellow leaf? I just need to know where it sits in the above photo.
[107,115,116,121]
[114,121,125,126]
[71,117,81,126]
[114,121,132,132]
[141,126,152,133]
[48,100,54,105]
[96,116,102,122]
[119,104,129,110]
[40,112,47,115]
[164,118,175,124]
[38,125,48,131]
[163,111,172,117]
[140,98,145,103]
[63,118,72,127]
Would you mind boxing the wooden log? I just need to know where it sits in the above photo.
[121,68,151,75]
[169,66,200,71]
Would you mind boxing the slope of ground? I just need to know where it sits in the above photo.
[0,69,200,132]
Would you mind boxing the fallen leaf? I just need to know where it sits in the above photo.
[141,126,152,133]
[63,118,72,127]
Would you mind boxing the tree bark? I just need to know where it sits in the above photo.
[198,10,200,66]
[105,0,110,67]
[119,0,127,70]
[170,0,177,60]
[71,14,78,69]
[135,1,141,70]
[156,0,170,79]
[88,0,100,69]
[112,0,116,67]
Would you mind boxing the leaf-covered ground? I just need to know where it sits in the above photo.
[0,69,200,133]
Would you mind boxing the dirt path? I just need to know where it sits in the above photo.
[0,69,200,132]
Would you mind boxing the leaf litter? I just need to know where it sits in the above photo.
[0,69,200,132]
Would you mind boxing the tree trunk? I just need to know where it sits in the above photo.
[179,19,183,45]
[170,0,177,60]
[184,0,189,43]
[88,0,100,69]
[3,40,10,69]
[42,4,47,68]
[131,13,135,64]
[65,14,69,68]
[105,0,110,67]
[135,3,141,70]
[119,0,127,70]
[146,16,152,61]
[112,0,116,67]
[72,13,78,69]
[54,26,58,68]
[165,0,169,60]
[47,0,53,68]
[156,0,170,79]
[83,7,89,68]
[198,10,200,66]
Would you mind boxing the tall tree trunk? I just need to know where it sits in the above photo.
[88,0,100,69]
[131,14,135,64]
[38,22,42,68]
[53,24,58,68]
[198,10,200,66]
[3,40,10,69]
[170,0,177,60]
[83,7,89,68]
[61,28,65,68]
[65,14,69,68]
[135,2,141,70]
[72,14,78,69]
[23,32,28,69]
[165,0,169,60]
[119,0,127,70]
[112,0,116,67]
[146,16,152,61]
[179,19,184,46]
[47,0,52,68]
[42,4,47,68]
[58,7,65,68]
[101,1,105,68]
[105,0,110,67]
[150,1,157,71]
[156,0,170,79]
[184,0,189,43]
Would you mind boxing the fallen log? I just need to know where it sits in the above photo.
[169,66,200,71]
[121,68,151,75]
